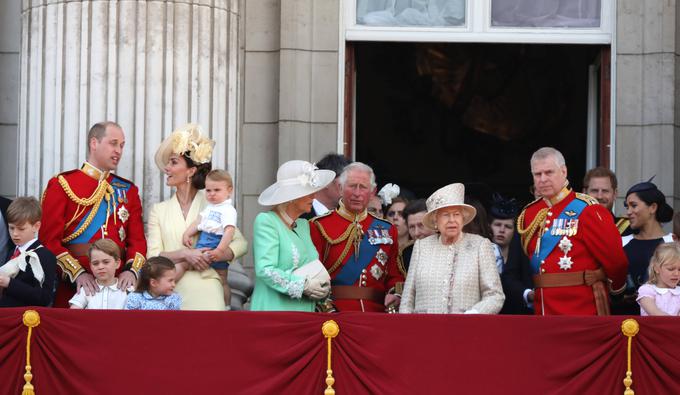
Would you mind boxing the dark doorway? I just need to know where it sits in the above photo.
[354,42,604,206]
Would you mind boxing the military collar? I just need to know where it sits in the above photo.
[543,185,571,207]
[81,162,109,181]
[337,200,368,222]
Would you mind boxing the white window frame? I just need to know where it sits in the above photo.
[344,0,613,44]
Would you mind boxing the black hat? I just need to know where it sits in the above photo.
[625,177,674,223]
[489,193,520,220]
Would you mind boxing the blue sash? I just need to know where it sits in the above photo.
[332,218,383,286]
[529,198,587,274]
[69,177,131,244]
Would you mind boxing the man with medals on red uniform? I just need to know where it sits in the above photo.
[310,162,404,312]
[40,122,147,307]
[517,147,627,315]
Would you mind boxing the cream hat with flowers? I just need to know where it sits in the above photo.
[258,160,336,206]
[422,183,477,230]
[154,123,215,171]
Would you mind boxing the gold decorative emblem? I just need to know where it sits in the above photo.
[370,264,384,280]
[118,205,130,223]
[119,227,126,241]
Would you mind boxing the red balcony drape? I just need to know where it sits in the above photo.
[1,309,678,395]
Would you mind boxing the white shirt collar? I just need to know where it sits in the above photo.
[312,199,329,215]
[96,279,120,291]
[652,285,680,295]
[211,198,232,207]
[17,238,38,252]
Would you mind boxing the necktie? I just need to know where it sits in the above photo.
[9,247,20,260]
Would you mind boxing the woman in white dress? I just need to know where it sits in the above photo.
[400,183,504,314]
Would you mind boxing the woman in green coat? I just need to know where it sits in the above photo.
[250,160,335,311]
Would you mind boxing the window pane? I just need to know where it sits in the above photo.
[356,0,466,27]
[491,0,601,28]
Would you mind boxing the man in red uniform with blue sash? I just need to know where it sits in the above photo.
[310,162,404,312]
[517,147,627,315]
[40,122,146,307]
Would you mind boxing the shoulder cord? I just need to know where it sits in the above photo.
[516,208,548,256]
[57,176,113,243]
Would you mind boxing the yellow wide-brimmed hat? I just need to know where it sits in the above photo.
[154,123,215,171]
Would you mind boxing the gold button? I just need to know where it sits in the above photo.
[548,212,553,216]
[541,268,545,273]
[361,281,366,286]
[545,220,551,225]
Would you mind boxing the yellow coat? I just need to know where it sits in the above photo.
[147,190,248,310]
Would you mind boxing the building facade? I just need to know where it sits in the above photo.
[0,0,678,270]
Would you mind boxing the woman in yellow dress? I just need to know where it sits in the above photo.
[147,124,248,310]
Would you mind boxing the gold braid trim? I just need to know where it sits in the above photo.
[516,207,548,256]
[57,176,113,243]
[56,252,85,282]
[313,219,361,275]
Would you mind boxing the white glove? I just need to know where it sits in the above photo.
[303,277,330,300]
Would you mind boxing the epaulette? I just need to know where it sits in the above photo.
[110,173,134,187]
[368,213,394,226]
[521,197,542,212]
[369,213,393,227]
[575,192,598,206]
[310,210,333,224]
[55,169,79,178]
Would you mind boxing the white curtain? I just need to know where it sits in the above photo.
[357,0,465,26]
[491,0,601,27]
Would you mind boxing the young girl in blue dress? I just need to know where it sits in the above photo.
[125,256,181,310]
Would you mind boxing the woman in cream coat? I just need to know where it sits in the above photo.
[147,124,247,310]
[400,183,504,314]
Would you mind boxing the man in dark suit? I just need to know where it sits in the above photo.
[301,153,350,220]
[0,196,14,263]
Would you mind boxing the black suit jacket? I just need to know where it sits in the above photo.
[500,233,534,314]
[0,197,14,262]
[0,240,57,307]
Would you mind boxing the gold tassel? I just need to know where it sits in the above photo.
[22,310,41,395]
[322,320,340,395]
[621,319,639,395]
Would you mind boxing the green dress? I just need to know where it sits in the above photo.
[250,211,319,311]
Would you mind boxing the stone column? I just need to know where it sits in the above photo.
[19,0,240,209]
[615,0,677,210]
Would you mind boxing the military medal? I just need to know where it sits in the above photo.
[376,248,388,265]
[368,229,379,245]
[370,264,384,280]
[558,236,572,254]
[119,227,126,241]
[557,236,573,270]
[118,205,130,223]
[381,229,393,244]
[558,256,573,270]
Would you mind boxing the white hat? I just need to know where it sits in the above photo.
[154,124,215,171]
[258,160,336,206]
[422,183,477,230]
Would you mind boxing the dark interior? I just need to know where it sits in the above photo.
[355,42,602,207]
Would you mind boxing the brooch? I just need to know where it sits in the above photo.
[118,205,130,223]
[119,227,126,242]
[370,264,384,280]
[376,248,388,266]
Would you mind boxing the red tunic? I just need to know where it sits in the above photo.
[40,163,147,306]
[310,207,404,312]
[518,189,627,315]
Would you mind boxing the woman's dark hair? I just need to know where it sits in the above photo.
[136,256,176,293]
[625,181,673,223]
[463,197,492,240]
[182,154,212,190]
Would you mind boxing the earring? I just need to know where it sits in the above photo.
[186,176,191,184]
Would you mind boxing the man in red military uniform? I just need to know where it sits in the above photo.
[40,121,146,307]
[517,147,627,315]
[310,162,404,312]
